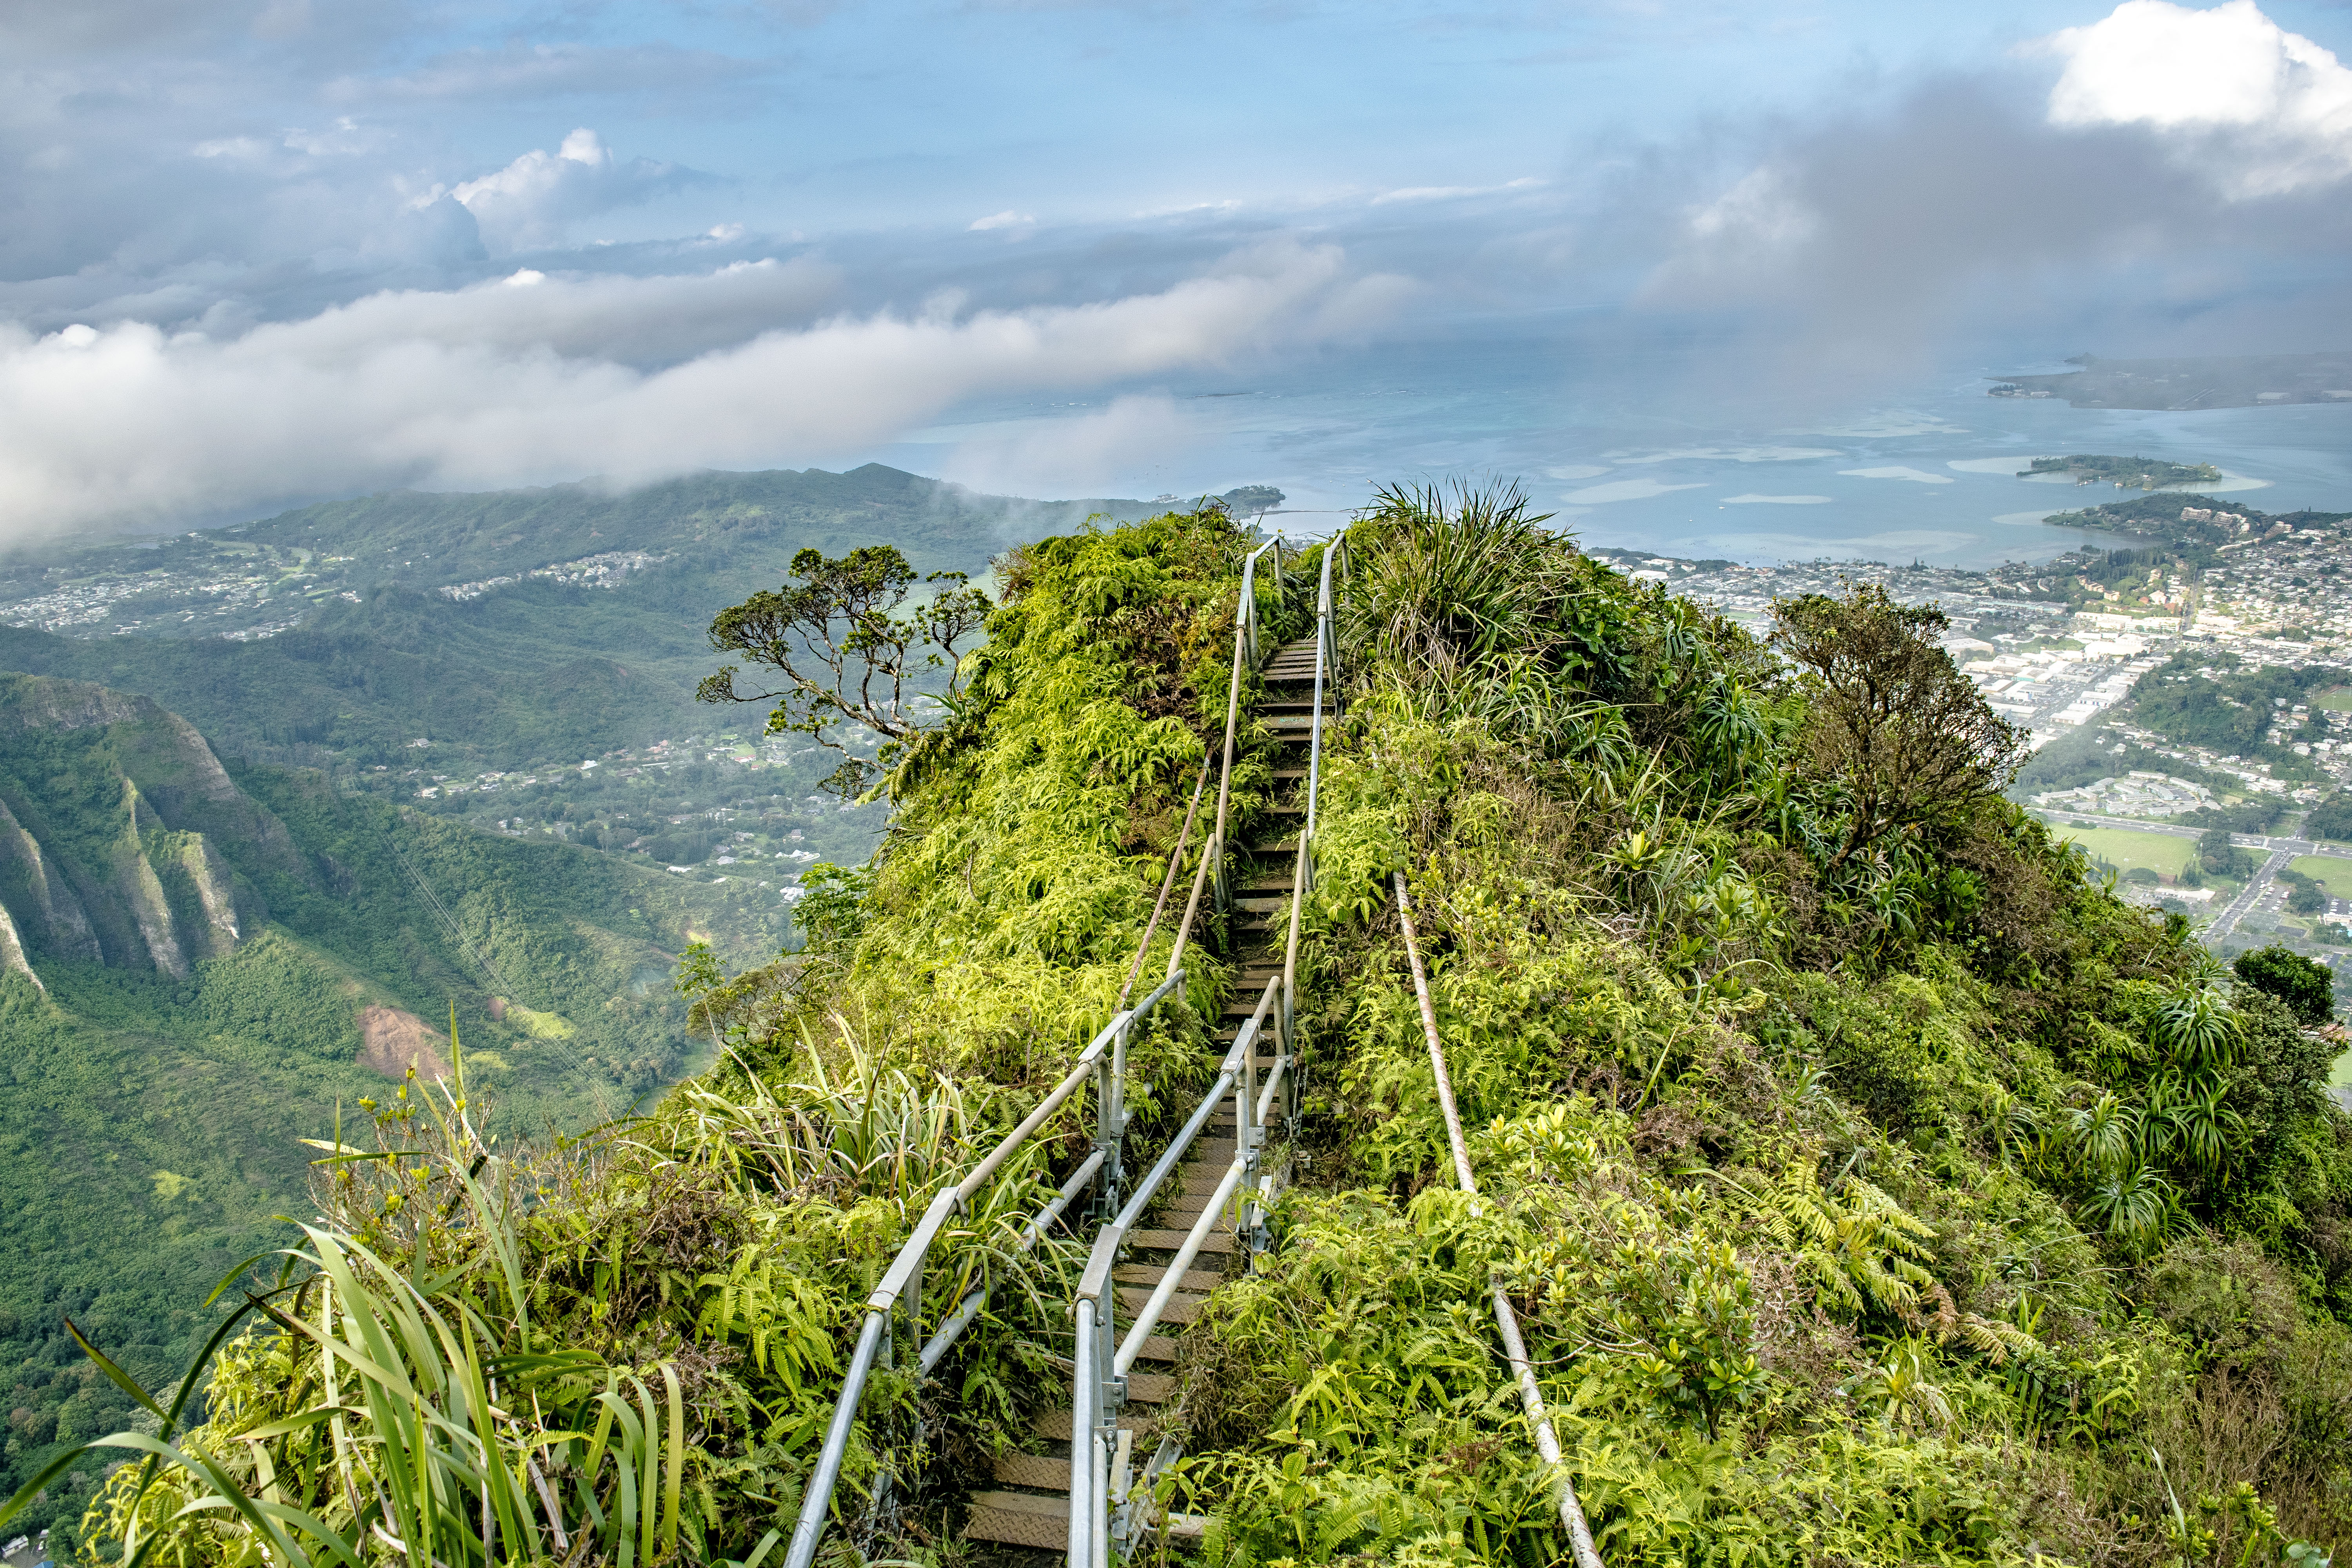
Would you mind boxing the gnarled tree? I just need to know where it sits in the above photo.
[1771,583,2025,872]
[697,545,991,797]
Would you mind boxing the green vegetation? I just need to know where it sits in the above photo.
[2124,651,2335,777]
[2029,454,2224,490]
[2236,945,2337,1026]
[2055,824,2198,882]
[2307,793,2352,843]
[2296,858,2352,902]
[13,492,2352,1566]
[0,675,782,1550]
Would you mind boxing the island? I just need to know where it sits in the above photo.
[2024,454,2222,490]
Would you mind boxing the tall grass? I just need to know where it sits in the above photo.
[4,1060,704,1568]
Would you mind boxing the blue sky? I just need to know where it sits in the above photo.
[4,0,2352,537]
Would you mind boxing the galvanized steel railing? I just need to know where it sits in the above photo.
[781,970,1190,1568]
[1067,532,1344,1566]
[1166,538,1285,977]
[1393,870,1606,1568]
[781,530,1291,1568]
[1066,975,1290,1565]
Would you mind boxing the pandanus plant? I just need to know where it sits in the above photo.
[2148,983,2240,1074]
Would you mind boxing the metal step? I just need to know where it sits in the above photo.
[1116,1286,1207,1324]
[964,1490,1069,1548]
[1113,1264,1224,1294]
[994,1452,1072,1491]
[1033,1408,1152,1441]
[1131,1226,1236,1253]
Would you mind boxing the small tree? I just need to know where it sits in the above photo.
[1770,583,2026,871]
[2232,944,2336,1026]
[697,546,991,797]
[2285,872,2328,915]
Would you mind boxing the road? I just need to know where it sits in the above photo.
[2027,810,2352,938]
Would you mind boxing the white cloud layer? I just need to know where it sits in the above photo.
[450,129,697,252]
[0,241,1403,539]
[2044,0,2352,194]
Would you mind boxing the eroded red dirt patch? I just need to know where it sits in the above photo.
[358,1004,454,1082]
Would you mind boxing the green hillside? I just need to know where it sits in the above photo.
[0,673,784,1547]
[0,466,1065,772]
[29,494,2348,1568]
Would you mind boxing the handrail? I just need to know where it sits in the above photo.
[781,969,1188,1568]
[1068,977,1279,1568]
[1070,530,1343,1566]
[1280,535,1345,1054]
[786,534,1287,1568]
[1167,538,1285,982]
[1393,871,1606,1568]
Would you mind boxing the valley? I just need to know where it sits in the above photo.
[0,463,1191,1548]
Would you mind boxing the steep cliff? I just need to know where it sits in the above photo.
[0,674,286,984]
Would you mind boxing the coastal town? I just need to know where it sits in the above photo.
[1602,487,2352,1029]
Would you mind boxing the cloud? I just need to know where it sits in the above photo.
[1370,177,1544,205]
[2042,0,2352,195]
[1722,493,1830,504]
[969,210,1036,232]
[334,42,767,105]
[937,394,1196,495]
[451,129,704,253]
[0,240,1404,539]
[253,258,844,368]
[1619,2,2352,379]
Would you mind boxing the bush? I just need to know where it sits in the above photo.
[2236,944,2335,1025]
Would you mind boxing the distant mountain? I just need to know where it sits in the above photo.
[0,465,1163,774]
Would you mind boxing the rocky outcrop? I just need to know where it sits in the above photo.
[0,900,43,991]
[177,837,242,958]
[0,795,97,962]
[0,675,298,975]
[116,835,189,978]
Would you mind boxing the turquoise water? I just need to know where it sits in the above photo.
[874,315,2352,571]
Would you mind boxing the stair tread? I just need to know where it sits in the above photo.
[971,1488,1067,1516]
[1131,1227,1236,1252]
[962,1504,1067,1549]
[1033,1408,1152,1440]
[1116,1286,1208,1323]
[1113,1264,1224,1293]
[992,1453,1071,1491]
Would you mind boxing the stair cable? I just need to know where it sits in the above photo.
[1393,868,1607,1568]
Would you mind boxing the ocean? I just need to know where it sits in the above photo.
[871,312,2352,572]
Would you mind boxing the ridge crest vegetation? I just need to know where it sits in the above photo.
[11,489,2352,1566]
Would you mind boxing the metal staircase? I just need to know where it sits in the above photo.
[777,534,1339,1568]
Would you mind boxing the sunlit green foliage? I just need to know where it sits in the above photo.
[20,503,1265,1566]
[22,486,2352,1566]
[1163,484,2352,1564]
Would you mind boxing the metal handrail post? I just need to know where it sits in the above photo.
[1066,1298,1097,1567]
[1066,984,1270,1564]
[788,975,1189,1568]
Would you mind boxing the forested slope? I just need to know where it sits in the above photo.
[0,675,777,1550]
[16,495,2352,1568]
